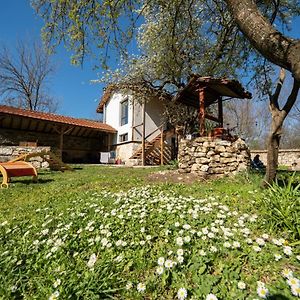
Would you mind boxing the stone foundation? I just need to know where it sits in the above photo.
[0,146,51,169]
[178,137,250,177]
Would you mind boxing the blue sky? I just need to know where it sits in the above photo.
[0,1,299,120]
[0,0,110,119]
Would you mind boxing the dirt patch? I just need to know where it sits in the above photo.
[147,169,207,184]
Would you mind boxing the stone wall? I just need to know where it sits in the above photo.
[251,149,300,169]
[178,137,250,177]
[0,146,51,168]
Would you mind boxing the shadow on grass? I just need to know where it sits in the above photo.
[10,178,54,185]
[269,295,290,300]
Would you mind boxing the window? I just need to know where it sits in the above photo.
[119,133,128,143]
[120,99,128,126]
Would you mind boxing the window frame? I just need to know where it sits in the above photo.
[120,99,129,126]
[119,133,128,143]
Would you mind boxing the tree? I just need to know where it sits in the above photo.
[32,0,300,183]
[0,40,57,112]
[224,98,270,149]
[224,0,300,184]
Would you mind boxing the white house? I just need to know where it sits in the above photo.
[97,85,176,165]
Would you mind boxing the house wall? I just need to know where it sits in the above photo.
[103,89,166,162]
[104,91,134,144]
[133,97,165,142]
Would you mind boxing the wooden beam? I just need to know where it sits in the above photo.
[51,125,73,160]
[141,101,146,166]
[132,99,135,141]
[218,96,223,127]
[205,113,220,123]
[199,88,206,136]
[160,125,164,165]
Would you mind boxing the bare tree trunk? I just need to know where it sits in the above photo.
[263,69,300,185]
[265,113,283,185]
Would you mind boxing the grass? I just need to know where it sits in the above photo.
[0,166,299,299]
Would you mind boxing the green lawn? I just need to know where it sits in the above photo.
[0,166,299,299]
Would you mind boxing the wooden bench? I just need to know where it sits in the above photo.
[0,161,38,188]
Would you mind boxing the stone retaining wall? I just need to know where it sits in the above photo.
[0,146,51,169]
[251,149,300,169]
[178,137,250,177]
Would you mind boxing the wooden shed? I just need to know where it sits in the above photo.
[0,105,116,163]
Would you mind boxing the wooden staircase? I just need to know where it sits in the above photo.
[130,128,175,165]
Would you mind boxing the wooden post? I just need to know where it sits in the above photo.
[52,125,74,161]
[141,101,146,166]
[160,125,164,165]
[132,99,135,141]
[199,88,206,136]
[218,96,223,127]
[59,128,64,159]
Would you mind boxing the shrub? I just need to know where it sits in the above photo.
[261,173,300,240]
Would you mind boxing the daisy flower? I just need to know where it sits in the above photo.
[137,282,146,292]
[53,279,61,288]
[291,285,300,297]
[156,266,164,275]
[282,268,293,279]
[177,255,184,264]
[165,259,174,269]
[177,249,184,256]
[49,291,60,300]
[287,277,300,287]
[206,293,218,300]
[257,286,269,298]
[126,282,133,290]
[253,246,261,252]
[157,257,165,266]
[238,281,246,289]
[176,237,184,246]
[256,238,265,246]
[177,287,188,300]
[274,253,282,261]
[87,253,97,268]
[283,246,292,256]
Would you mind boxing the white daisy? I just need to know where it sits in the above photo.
[49,291,60,300]
[157,257,165,266]
[177,287,187,300]
[156,266,164,275]
[165,259,174,269]
[137,282,146,292]
[257,286,269,298]
[177,249,184,256]
[291,285,300,297]
[87,253,97,268]
[206,293,218,300]
[237,281,246,290]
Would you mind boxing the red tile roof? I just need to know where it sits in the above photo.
[0,105,116,133]
[96,84,125,113]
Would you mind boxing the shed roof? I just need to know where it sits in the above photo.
[174,75,252,108]
[0,105,116,133]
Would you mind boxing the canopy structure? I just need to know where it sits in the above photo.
[0,105,116,163]
[175,75,252,136]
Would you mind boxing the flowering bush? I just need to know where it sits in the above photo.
[0,186,299,299]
